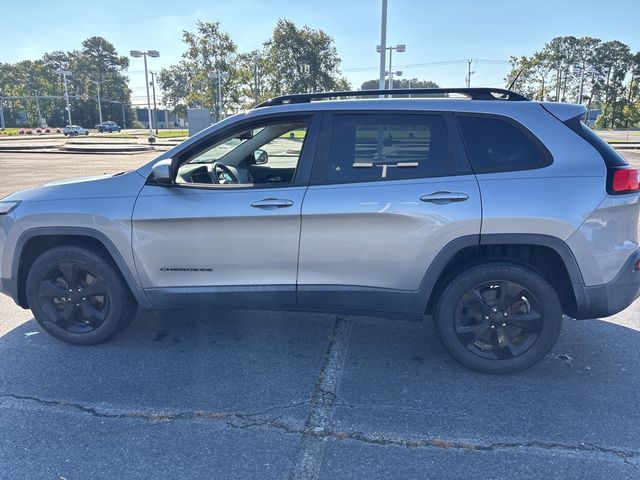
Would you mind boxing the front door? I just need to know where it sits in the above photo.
[132,114,319,307]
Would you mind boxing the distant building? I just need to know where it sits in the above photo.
[585,109,600,127]
[135,108,186,129]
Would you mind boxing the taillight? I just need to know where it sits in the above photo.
[609,168,640,194]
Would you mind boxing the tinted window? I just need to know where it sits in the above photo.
[326,114,456,182]
[458,115,550,173]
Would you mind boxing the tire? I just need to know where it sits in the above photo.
[434,262,562,374]
[25,246,137,345]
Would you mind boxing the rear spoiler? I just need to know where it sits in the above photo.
[539,102,587,122]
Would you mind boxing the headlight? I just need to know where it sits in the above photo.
[0,201,21,215]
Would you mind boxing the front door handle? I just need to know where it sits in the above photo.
[420,191,469,204]
[250,198,294,209]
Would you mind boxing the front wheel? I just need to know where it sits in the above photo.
[26,246,137,345]
[434,263,562,374]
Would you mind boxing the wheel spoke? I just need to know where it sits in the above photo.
[80,303,107,327]
[456,322,490,346]
[58,262,77,285]
[39,280,68,298]
[468,288,490,312]
[82,278,107,297]
[55,303,78,328]
[504,312,543,331]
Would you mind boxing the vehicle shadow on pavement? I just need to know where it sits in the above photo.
[1,309,639,478]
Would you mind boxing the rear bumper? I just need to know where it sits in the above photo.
[573,249,640,319]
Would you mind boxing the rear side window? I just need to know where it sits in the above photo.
[325,114,463,183]
[457,115,551,174]
[564,116,628,167]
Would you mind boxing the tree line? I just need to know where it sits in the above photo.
[0,37,131,128]
[158,19,351,118]
[508,36,640,127]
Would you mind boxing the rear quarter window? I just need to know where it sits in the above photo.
[457,114,552,174]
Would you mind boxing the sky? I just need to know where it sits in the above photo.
[2,0,639,107]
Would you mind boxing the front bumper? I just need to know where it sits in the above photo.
[0,276,19,304]
[573,248,640,319]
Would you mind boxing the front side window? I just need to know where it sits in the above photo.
[325,114,454,183]
[457,115,550,174]
[176,121,308,185]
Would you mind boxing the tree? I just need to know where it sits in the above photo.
[0,38,132,128]
[360,78,439,91]
[264,19,349,95]
[159,21,240,118]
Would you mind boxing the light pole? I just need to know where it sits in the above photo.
[55,69,72,125]
[385,70,403,89]
[26,86,44,127]
[208,71,229,122]
[378,0,388,90]
[87,78,106,125]
[376,44,406,89]
[150,71,158,134]
[130,50,159,138]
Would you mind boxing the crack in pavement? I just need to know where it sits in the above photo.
[2,391,640,465]
[288,315,353,480]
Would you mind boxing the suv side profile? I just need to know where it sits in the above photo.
[1,88,639,373]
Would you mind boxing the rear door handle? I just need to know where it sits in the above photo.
[250,198,294,209]
[420,191,469,204]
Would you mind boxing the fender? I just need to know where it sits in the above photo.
[416,233,585,313]
[13,226,150,308]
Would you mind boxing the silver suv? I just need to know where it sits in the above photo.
[1,88,639,373]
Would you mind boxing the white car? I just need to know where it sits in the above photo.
[63,125,89,136]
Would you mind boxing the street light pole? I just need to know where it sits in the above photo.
[379,0,387,90]
[27,87,44,127]
[88,78,104,125]
[130,50,160,138]
[150,71,158,134]
[55,69,72,125]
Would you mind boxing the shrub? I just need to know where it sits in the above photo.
[56,128,61,134]
[45,128,51,133]
[26,129,33,135]
[18,128,26,135]
[36,128,43,134]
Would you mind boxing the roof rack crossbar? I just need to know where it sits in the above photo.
[255,88,528,108]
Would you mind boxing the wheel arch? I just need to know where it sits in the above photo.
[422,234,583,318]
[14,227,149,308]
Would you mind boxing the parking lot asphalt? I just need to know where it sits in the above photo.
[1,150,640,479]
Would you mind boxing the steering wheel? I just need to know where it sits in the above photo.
[208,162,240,184]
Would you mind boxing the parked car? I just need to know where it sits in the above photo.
[1,87,639,373]
[63,125,89,136]
[95,121,122,133]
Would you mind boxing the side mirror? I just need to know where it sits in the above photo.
[254,149,268,165]
[151,158,173,184]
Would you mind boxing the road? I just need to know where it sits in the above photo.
[1,149,640,479]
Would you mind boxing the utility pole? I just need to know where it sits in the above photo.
[88,78,104,125]
[56,69,73,125]
[378,0,387,90]
[150,71,158,134]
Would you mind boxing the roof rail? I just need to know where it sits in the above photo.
[255,88,528,108]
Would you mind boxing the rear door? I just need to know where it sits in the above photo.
[297,111,481,314]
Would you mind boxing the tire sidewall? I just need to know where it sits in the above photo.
[26,247,127,345]
[435,263,562,374]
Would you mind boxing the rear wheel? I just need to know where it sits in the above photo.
[26,246,136,345]
[434,263,562,374]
